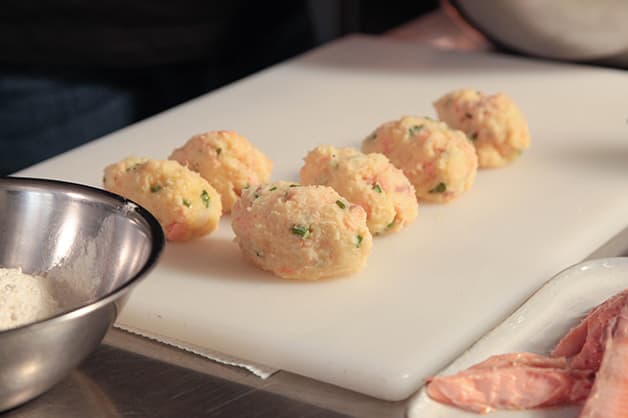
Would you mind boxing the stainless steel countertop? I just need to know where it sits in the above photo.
[4,10,628,418]
[3,341,355,418]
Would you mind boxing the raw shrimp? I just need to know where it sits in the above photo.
[578,302,628,417]
[426,352,593,414]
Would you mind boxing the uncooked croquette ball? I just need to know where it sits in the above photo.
[104,157,222,241]
[434,89,530,168]
[362,116,478,203]
[170,130,272,213]
[231,181,372,280]
[300,145,417,234]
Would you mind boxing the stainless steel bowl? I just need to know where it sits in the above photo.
[447,0,628,67]
[0,177,164,412]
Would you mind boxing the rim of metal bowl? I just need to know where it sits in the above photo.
[0,176,165,335]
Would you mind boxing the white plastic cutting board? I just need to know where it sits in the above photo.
[18,35,628,401]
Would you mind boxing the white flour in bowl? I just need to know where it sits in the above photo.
[0,267,61,331]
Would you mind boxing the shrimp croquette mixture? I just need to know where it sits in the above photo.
[434,89,530,168]
[100,88,529,279]
[300,145,417,234]
[103,157,222,241]
[362,116,478,204]
[231,182,372,280]
[170,130,273,213]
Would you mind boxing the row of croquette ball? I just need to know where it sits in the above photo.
[103,88,530,280]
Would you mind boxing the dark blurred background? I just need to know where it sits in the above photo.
[0,0,438,175]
